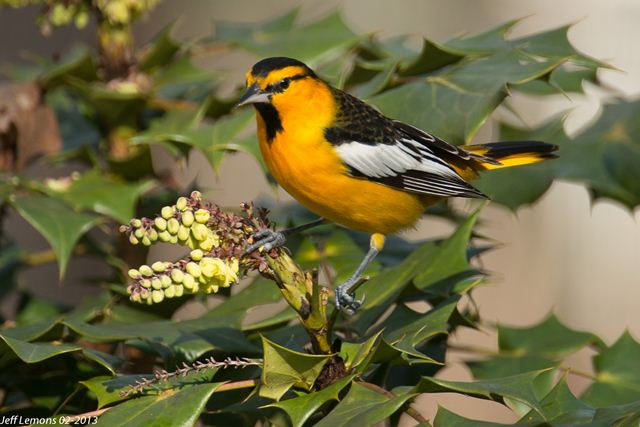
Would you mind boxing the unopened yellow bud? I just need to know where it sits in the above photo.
[194,209,210,224]
[176,197,188,211]
[152,289,164,304]
[181,210,194,227]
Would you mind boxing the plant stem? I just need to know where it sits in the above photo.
[265,252,332,354]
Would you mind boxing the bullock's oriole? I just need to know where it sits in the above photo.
[238,57,557,314]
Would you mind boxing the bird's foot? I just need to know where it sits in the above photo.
[335,283,365,316]
[245,229,286,254]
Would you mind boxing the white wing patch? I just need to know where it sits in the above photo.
[334,138,486,198]
[335,139,460,179]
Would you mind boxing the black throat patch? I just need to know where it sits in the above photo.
[254,103,283,143]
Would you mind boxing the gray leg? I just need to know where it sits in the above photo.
[335,245,380,315]
[245,217,325,254]
[335,233,386,315]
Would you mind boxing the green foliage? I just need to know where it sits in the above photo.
[0,2,638,426]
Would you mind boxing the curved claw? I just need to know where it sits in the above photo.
[335,284,364,316]
[244,229,287,255]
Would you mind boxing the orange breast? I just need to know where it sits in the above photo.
[257,117,432,235]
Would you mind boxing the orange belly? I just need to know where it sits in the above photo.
[258,120,435,235]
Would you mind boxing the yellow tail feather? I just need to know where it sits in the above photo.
[463,140,558,171]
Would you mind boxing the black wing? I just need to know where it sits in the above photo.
[324,89,488,199]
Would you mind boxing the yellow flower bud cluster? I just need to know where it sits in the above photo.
[35,0,91,33]
[95,0,160,25]
[119,191,220,252]
[126,253,240,305]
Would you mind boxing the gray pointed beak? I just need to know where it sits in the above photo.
[236,83,271,108]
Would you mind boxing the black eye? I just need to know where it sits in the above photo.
[270,78,291,93]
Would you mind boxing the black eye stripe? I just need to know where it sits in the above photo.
[267,74,308,93]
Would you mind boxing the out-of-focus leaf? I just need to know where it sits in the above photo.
[351,62,397,99]
[107,145,155,180]
[443,19,521,55]
[521,378,595,424]
[216,10,359,65]
[297,229,380,284]
[514,25,604,68]
[94,382,223,427]
[152,57,214,88]
[413,209,480,292]
[554,99,640,209]
[15,296,60,326]
[372,80,504,145]
[475,117,567,210]
[259,336,330,401]
[266,375,355,427]
[399,38,463,76]
[44,170,153,223]
[139,24,181,71]
[581,332,640,407]
[593,400,640,426]
[314,382,415,427]
[468,354,558,380]
[433,406,516,427]
[434,407,518,427]
[38,48,97,89]
[414,370,552,415]
[383,296,459,361]
[12,195,100,277]
[350,240,439,335]
[133,109,253,170]
[498,315,602,358]
[46,89,101,152]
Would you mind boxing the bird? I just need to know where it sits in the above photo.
[237,56,557,315]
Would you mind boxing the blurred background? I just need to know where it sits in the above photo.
[2,0,639,423]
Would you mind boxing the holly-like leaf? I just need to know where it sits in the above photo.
[259,336,331,401]
[94,382,223,427]
[498,314,602,358]
[581,332,640,407]
[314,382,415,427]
[414,370,553,416]
[443,19,521,55]
[340,331,383,373]
[413,209,481,292]
[521,378,595,424]
[532,99,640,210]
[45,170,153,223]
[468,354,558,380]
[434,407,517,427]
[383,296,460,361]
[399,37,463,76]
[474,117,568,210]
[216,10,359,65]
[372,80,504,146]
[133,109,253,170]
[12,195,100,278]
[266,375,355,427]
[593,400,640,426]
[139,24,181,71]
